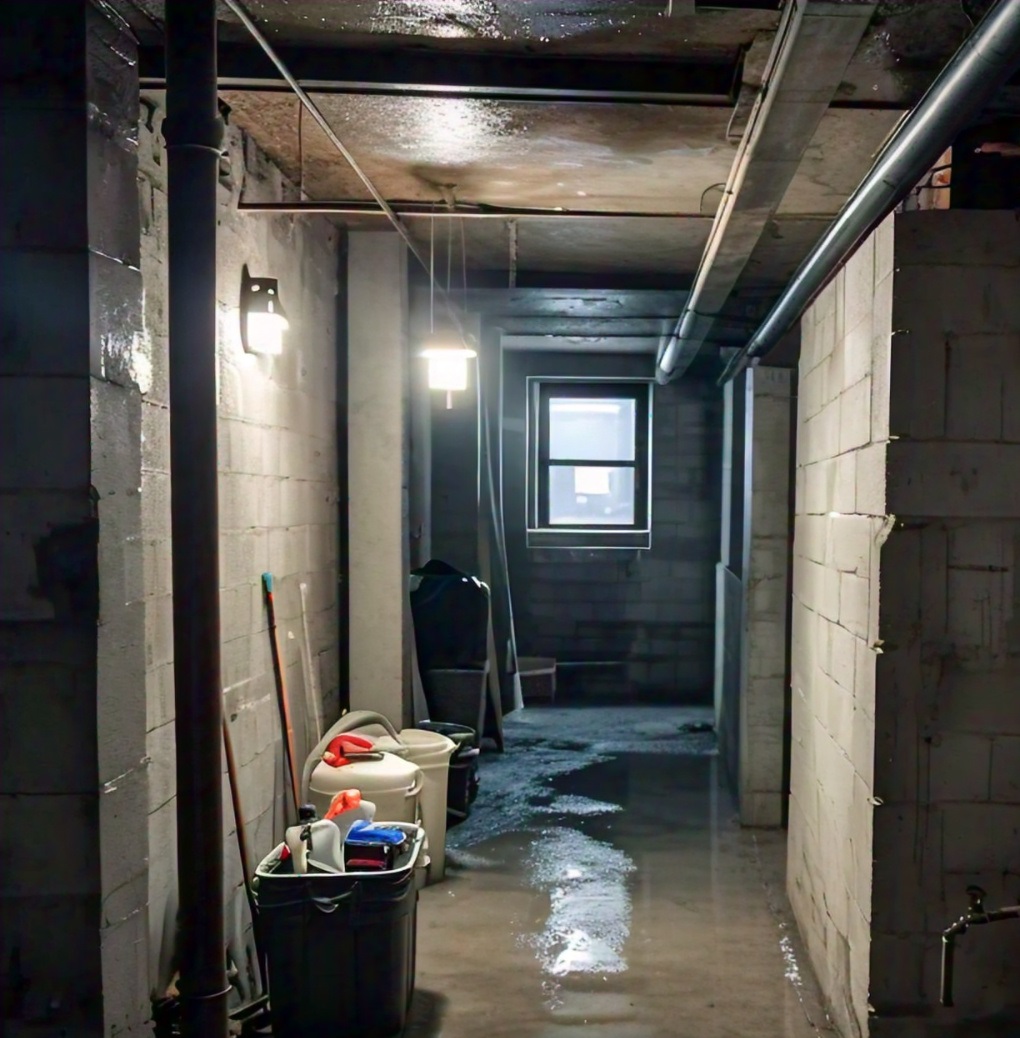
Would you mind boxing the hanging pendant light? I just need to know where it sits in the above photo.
[420,209,475,407]
[421,331,477,393]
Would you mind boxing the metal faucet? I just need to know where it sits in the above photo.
[940,885,1020,1007]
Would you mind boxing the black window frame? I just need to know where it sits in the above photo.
[527,378,653,550]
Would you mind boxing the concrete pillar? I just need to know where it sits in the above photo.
[739,366,792,827]
[715,373,746,793]
[715,366,792,827]
[347,232,412,726]
[789,218,890,1038]
[0,2,149,1031]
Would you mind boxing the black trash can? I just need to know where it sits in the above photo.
[253,825,425,1038]
[417,720,480,827]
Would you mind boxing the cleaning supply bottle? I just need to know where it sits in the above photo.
[284,803,346,874]
[284,804,318,875]
[324,789,376,845]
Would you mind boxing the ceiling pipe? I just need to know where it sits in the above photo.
[164,0,229,1033]
[655,0,805,385]
[718,0,1020,386]
[238,200,713,221]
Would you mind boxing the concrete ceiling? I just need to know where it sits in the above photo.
[124,0,1015,365]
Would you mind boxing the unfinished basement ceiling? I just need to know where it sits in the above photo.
[125,0,1016,359]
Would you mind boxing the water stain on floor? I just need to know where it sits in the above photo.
[406,705,835,1038]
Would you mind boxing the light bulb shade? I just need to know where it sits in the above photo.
[241,268,289,355]
[420,341,477,392]
[246,310,288,356]
[425,351,470,391]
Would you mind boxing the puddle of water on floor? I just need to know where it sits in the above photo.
[523,826,636,980]
[536,794,622,818]
[449,707,716,853]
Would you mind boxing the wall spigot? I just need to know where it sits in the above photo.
[940,885,1020,1008]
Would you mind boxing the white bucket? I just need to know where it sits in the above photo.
[306,752,423,826]
[394,728,456,881]
[303,712,455,881]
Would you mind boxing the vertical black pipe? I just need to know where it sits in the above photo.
[164,1,227,1035]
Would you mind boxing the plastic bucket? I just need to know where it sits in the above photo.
[307,754,423,824]
[341,719,457,883]
[393,729,456,881]
[304,713,454,881]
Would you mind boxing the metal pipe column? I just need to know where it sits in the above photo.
[719,0,1020,385]
[164,0,228,1033]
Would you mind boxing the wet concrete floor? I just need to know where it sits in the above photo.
[405,706,834,1038]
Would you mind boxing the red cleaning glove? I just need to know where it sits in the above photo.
[322,733,374,767]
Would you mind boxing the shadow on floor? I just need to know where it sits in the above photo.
[402,988,449,1037]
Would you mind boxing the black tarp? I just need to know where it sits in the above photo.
[409,560,489,672]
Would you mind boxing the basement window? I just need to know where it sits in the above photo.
[527,379,652,549]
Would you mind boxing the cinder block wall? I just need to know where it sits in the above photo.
[789,217,893,1038]
[137,103,341,1000]
[791,211,1020,1037]
[869,211,1020,1035]
[739,367,792,826]
[501,351,722,703]
[1,6,136,1029]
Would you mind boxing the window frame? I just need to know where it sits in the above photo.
[526,377,653,550]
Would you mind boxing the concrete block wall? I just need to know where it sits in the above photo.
[501,350,722,703]
[739,367,792,827]
[867,211,1020,1036]
[789,216,893,1038]
[137,101,340,1006]
[791,210,1020,1037]
[1,5,150,1031]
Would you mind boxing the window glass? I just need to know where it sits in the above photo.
[548,465,635,525]
[549,398,636,462]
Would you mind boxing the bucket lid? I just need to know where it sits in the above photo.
[397,728,456,764]
[309,753,421,797]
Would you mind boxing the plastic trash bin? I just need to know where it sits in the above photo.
[254,823,425,1038]
[416,720,480,827]
[423,662,488,737]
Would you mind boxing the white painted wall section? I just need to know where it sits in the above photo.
[347,231,412,726]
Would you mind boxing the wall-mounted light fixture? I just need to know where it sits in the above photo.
[240,265,289,355]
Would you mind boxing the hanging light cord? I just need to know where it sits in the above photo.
[460,218,468,311]
[429,211,436,335]
[223,0,466,336]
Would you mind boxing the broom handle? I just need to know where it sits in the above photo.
[221,715,268,993]
[263,572,301,813]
